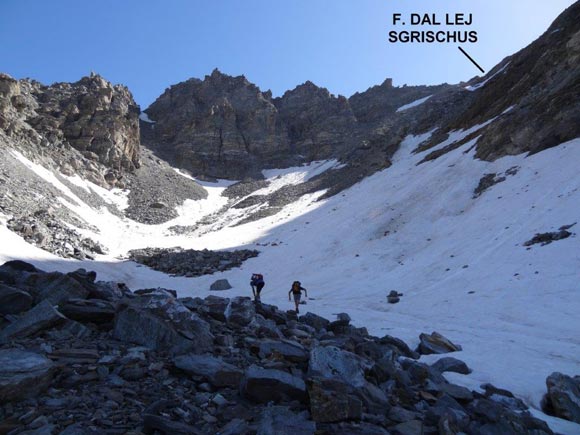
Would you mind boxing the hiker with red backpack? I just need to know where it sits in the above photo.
[289,281,307,313]
[250,273,265,302]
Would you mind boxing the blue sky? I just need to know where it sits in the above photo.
[0,0,575,108]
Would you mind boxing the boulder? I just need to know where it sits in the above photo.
[439,383,474,401]
[308,345,369,388]
[59,299,116,324]
[210,279,232,291]
[379,334,419,359]
[0,283,33,314]
[387,290,402,304]
[299,312,330,331]
[113,306,213,355]
[241,365,307,403]
[203,295,230,321]
[0,300,66,342]
[308,377,362,422]
[417,332,462,355]
[0,260,38,273]
[226,296,255,326]
[24,271,91,305]
[543,372,580,423]
[257,339,309,362]
[431,357,471,375]
[173,354,243,387]
[256,406,315,435]
[0,349,56,402]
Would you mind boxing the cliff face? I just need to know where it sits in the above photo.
[143,69,449,179]
[144,69,285,179]
[273,81,357,161]
[144,69,362,179]
[418,1,580,161]
[0,73,140,186]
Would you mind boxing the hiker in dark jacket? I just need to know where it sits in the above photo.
[250,273,265,302]
[289,281,307,313]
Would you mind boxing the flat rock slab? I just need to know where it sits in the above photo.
[173,354,243,387]
[257,339,309,362]
[113,306,212,355]
[0,349,56,402]
[0,283,33,314]
[308,345,369,388]
[47,348,100,364]
[0,300,66,342]
[417,331,462,355]
[241,365,307,403]
[59,299,115,324]
[432,357,471,375]
[25,271,91,305]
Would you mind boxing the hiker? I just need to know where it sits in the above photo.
[289,281,307,313]
[250,273,265,302]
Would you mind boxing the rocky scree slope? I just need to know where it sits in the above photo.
[1,259,577,434]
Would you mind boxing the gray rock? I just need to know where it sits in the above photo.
[544,372,580,423]
[241,365,307,403]
[203,295,230,321]
[0,283,33,314]
[417,331,462,355]
[431,357,471,375]
[308,345,369,388]
[439,383,474,401]
[0,300,66,342]
[256,406,315,435]
[308,377,362,423]
[226,296,256,326]
[113,306,213,355]
[379,334,419,359]
[0,349,56,401]
[173,354,243,387]
[299,312,330,331]
[210,278,232,291]
[59,299,115,324]
[257,339,309,362]
[25,271,91,305]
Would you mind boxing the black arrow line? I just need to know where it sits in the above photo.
[458,46,485,74]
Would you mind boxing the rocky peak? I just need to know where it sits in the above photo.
[0,72,140,187]
[144,70,283,179]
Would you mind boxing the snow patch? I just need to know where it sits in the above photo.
[465,62,511,91]
[396,95,432,112]
[139,112,156,123]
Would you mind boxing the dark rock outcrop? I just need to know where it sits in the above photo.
[0,72,140,186]
[543,372,580,423]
